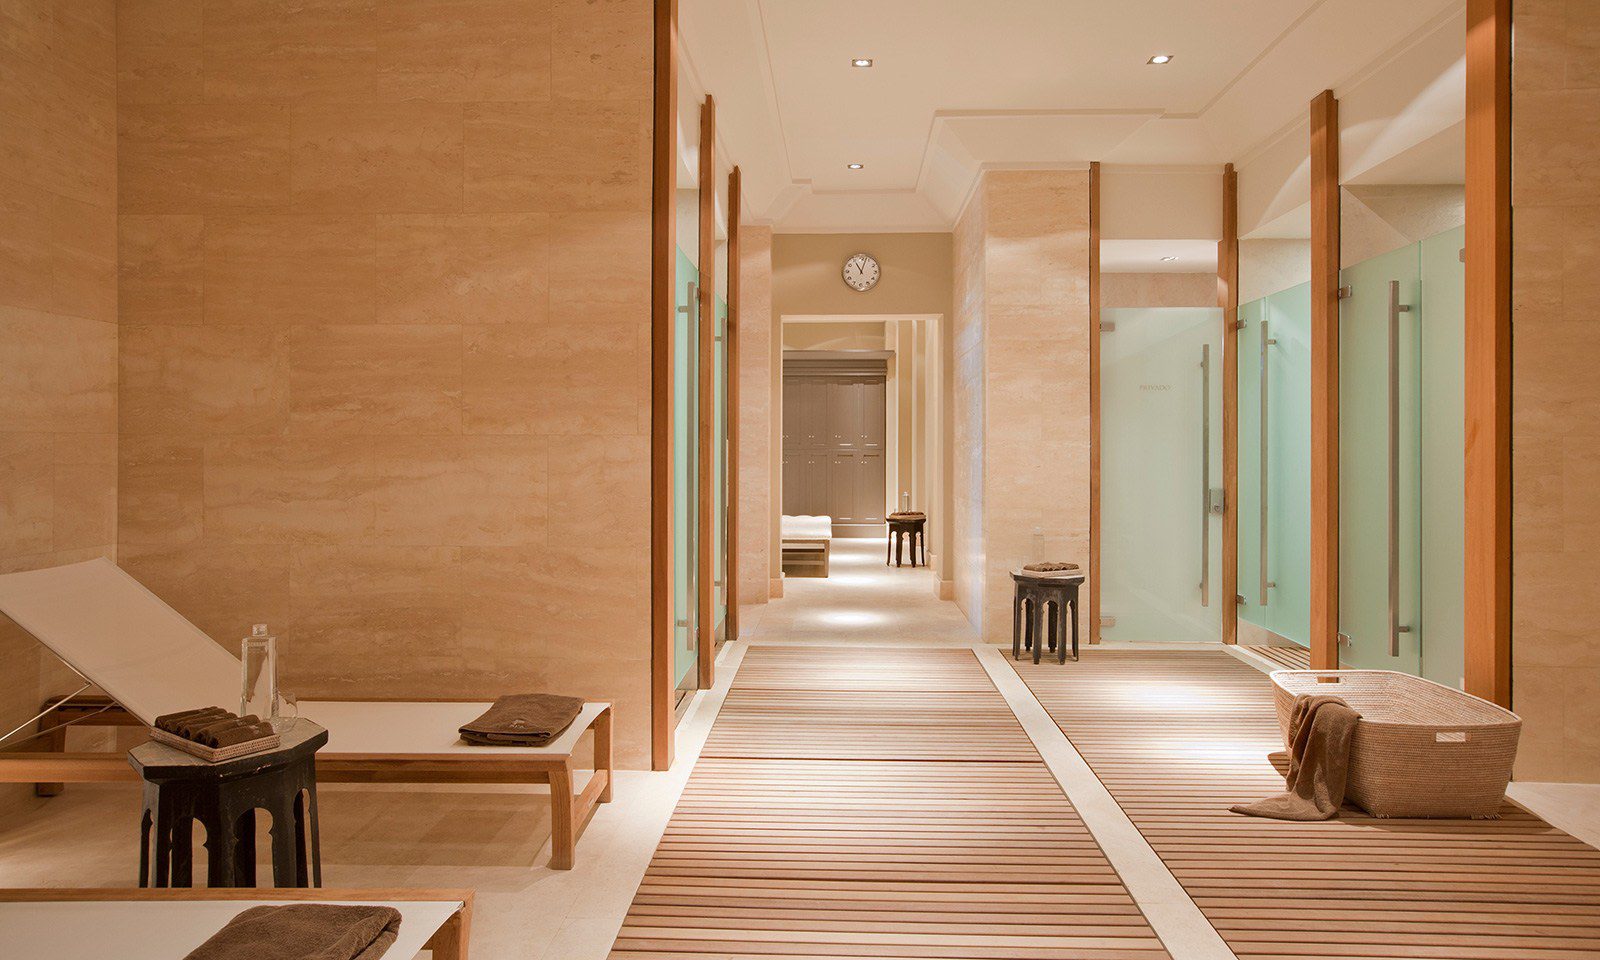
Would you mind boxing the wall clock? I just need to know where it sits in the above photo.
[843,252,880,292]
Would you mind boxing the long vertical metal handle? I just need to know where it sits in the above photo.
[1388,280,1412,657]
[1258,320,1271,606]
[1199,344,1211,606]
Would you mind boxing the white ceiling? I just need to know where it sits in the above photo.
[680,0,1465,238]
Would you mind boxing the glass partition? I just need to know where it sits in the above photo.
[1236,283,1313,648]
[672,88,702,696]
[712,159,731,648]
[1100,307,1224,642]
[1337,224,1464,682]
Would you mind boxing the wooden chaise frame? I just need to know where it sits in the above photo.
[0,559,612,870]
[0,887,473,960]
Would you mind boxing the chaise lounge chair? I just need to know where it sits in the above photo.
[0,559,611,870]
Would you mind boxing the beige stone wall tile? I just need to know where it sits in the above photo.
[377,213,550,325]
[119,215,204,325]
[0,307,116,434]
[0,433,55,556]
[549,211,650,307]
[1512,89,1600,207]
[118,0,203,47]
[118,103,294,213]
[118,42,203,105]
[0,175,114,322]
[203,0,378,103]
[50,433,116,550]
[0,47,116,206]
[204,214,377,325]
[427,436,549,547]
[551,0,652,100]
[462,324,544,435]
[287,544,463,690]
[120,324,289,435]
[463,100,650,212]
[118,433,204,547]
[119,541,292,657]
[377,0,553,103]
[289,102,464,213]
[288,325,463,435]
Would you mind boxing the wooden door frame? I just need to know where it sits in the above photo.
[1464,0,1511,707]
[727,166,742,647]
[1309,89,1341,671]
[1087,161,1102,646]
[1219,162,1240,645]
[696,94,716,690]
[649,0,675,771]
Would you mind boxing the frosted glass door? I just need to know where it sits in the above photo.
[672,88,702,695]
[1420,227,1466,688]
[1236,284,1313,648]
[1339,246,1422,673]
[1100,307,1223,642]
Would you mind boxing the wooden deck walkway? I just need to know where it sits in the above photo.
[1013,649,1600,960]
[610,645,1171,959]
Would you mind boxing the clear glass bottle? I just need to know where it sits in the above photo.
[240,624,281,730]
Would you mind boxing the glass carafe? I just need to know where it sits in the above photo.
[240,624,282,730]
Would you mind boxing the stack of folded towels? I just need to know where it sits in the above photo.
[888,510,926,520]
[459,693,584,747]
[155,707,274,748]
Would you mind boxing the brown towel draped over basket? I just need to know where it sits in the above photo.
[183,904,401,960]
[1231,694,1360,821]
[459,693,585,746]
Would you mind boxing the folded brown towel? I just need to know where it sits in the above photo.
[174,710,235,739]
[1024,562,1080,572]
[198,720,274,748]
[183,904,401,960]
[460,693,584,746]
[1231,693,1360,821]
[156,707,227,733]
[888,511,926,520]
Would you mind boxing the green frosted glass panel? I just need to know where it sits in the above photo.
[673,245,699,691]
[1339,246,1422,673]
[713,296,728,638]
[1236,284,1312,647]
[1100,307,1224,642]
[1420,226,1466,688]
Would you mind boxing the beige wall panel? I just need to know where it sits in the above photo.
[738,225,774,604]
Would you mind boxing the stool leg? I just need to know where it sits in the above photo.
[270,798,299,887]
[171,814,193,887]
[1012,591,1023,660]
[138,803,153,888]
[886,536,892,565]
[293,790,311,887]
[233,808,256,887]
[152,798,175,888]
[1070,595,1080,662]
[307,783,323,887]
[1031,599,1043,665]
[205,807,237,888]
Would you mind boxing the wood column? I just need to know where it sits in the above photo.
[1464,0,1512,707]
[696,95,716,690]
[1309,90,1341,671]
[1219,163,1239,645]
[727,166,742,645]
[1088,161,1101,646]
[649,0,676,770]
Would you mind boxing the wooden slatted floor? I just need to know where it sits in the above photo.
[611,645,1171,959]
[1013,649,1600,960]
[1240,645,1310,670]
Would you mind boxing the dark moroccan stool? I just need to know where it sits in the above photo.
[1011,569,1084,664]
[130,720,327,889]
[886,515,927,567]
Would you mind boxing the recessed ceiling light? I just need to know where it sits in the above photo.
[847,162,864,170]
[1160,256,1178,262]
[851,58,874,68]
[1147,54,1174,65]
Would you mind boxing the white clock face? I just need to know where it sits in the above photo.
[843,253,880,292]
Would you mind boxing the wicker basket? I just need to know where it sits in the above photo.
[1269,670,1521,819]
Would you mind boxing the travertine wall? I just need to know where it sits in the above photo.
[980,171,1093,641]
[0,0,118,813]
[1101,272,1217,308]
[737,225,773,608]
[1510,0,1600,782]
[951,190,987,628]
[114,0,657,767]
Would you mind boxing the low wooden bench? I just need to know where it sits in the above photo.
[781,538,831,577]
[0,887,472,960]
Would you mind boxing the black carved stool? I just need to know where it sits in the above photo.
[886,516,927,567]
[130,721,327,888]
[1011,570,1084,664]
